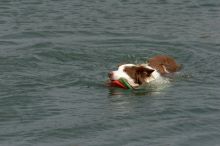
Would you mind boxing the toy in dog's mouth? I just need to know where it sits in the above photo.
[109,78,133,89]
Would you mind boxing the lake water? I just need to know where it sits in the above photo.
[0,0,220,146]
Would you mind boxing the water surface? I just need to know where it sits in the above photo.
[0,0,220,146]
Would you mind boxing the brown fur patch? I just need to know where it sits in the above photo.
[147,55,181,74]
[124,66,154,85]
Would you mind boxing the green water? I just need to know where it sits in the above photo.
[1,0,220,146]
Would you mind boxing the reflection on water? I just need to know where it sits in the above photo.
[108,83,169,96]
[108,72,192,96]
[108,77,170,96]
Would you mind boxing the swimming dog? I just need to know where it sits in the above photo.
[108,55,181,88]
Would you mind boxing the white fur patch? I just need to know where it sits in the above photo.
[111,64,139,87]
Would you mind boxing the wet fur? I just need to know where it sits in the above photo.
[109,55,181,88]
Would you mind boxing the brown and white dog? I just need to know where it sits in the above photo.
[108,55,181,88]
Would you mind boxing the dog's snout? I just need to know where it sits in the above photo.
[108,72,113,78]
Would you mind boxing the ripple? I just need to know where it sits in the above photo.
[1,0,220,146]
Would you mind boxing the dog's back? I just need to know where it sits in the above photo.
[147,55,181,75]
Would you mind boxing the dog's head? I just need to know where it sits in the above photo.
[108,64,155,87]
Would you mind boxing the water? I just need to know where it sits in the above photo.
[0,0,220,146]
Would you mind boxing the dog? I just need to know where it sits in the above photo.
[108,55,181,88]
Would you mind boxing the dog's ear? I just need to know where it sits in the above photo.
[143,68,154,76]
[137,67,154,76]
[135,67,154,85]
